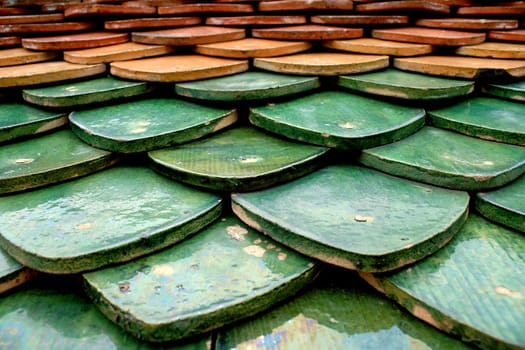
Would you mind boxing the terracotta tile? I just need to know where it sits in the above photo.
[22,31,129,51]
[0,7,33,15]
[0,36,21,47]
[456,42,525,59]
[0,48,59,67]
[194,38,311,58]
[457,6,525,15]
[394,56,525,79]
[254,52,389,76]
[132,26,245,46]
[158,3,254,15]
[41,3,81,13]
[253,24,363,40]
[372,27,485,46]
[489,29,525,43]
[324,38,433,56]
[258,0,354,11]
[356,0,450,13]
[0,61,106,88]
[416,18,518,31]
[206,16,306,26]
[105,16,201,30]
[110,55,248,82]
[64,4,156,18]
[0,13,64,25]
[64,42,174,64]
[0,21,96,34]
[125,0,193,5]
[428,0,473,5]
[311,15,409,25]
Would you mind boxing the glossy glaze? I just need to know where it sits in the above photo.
[148,126,328,191]
[70,98,237,153]
[83,216,318,342]
[483,80,525,102]
[250,90,425,149]
[232,164,469,272]
[0,166,222,273]
[361,127,525,190]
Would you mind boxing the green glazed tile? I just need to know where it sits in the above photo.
[361,127,525,191]
[0,129,118,194]
[83,215,318,343]
[0,166,222,274]
[476,175,525,233]
[69,98,237,153]
[22,76,153,108]
[338,69,474,100]
[0,247,37,295]
[217,268,471,350]
[250,90,425,150]
[428,97,525,146]
[483,79,525,102]
[232,164,469,272]
[0,277,210,349]
[361,214,525,350]
[148,126,329,192]
[0,102,67,144]
[175,71,319,101]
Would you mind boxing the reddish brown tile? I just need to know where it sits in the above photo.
[64,4,156,18]
[372,27,485,46]
[258,0,354,11]
[0,36,22,47]
[323,38,433,56]
[22,31,129,51]
[416,18,518,31]
[0,48,59,67]
[456,42,525,59]
[489,29,525,43]
[252,24,363,40]
[457,6,525,15]
[132,26,245,46]
[194,38,311,58]
[206,16,306,26]
[158,3,254,15]
[0,13,64,25]
[0,22,96,34]
[311,15,409,25]
[356,0,449,13]
[105,17,201,30]
[64,42,174,64]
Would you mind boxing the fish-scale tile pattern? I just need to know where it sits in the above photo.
[0,0,524,349]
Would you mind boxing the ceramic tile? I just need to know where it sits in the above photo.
[483,79,525,102]
[0,47,58,67]
[22,31,128,51]
[132,26,245,46]
[64,42,174,64]
[323,38,432,56]
[456,42,525,59]
[311,14,409,25]
[252,24,363,40]
[194,38,311,58]
[157,3,254,15]
[206,15,306,26]
[372,27,485,46]
[104,16,201,30]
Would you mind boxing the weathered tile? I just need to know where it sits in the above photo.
[64,42,173,64]
[428,97,525,145]
[338,69,474,100]
[206,15,306,26]
[356,0,449,13]
[157,3,253,14]
[0,166,222,274]
[476,175,524,234]
[0,47,58,67]
[70,98,237,153]
[250,90,425,149]
[416,18,518,30]
[22,76,152,108]
[0,129,118,194]
[372,27,485,46]
[457,5,525,15]
[0,247,37,295]
[361,126,525,190]
[175,71,319,101]
[394,56,525,79]
[111,55,248,82]
[149,126,328,191]
[0,21,95,34]
[483,79,525,102]
[194,37,310,59]
[252,24,363,40]
[254,53,388,76]
[311,14,409,25]
[0,36,21,47]
[22,31,128,51]
[488,29,525,43]
[132,26,245,46]
[259,0,354,11]
[361,214,525,350]
[84,215,318,342]
[456,42,525,59]
[104,16,201,30]
[0,61,106,88]
[218,268,472,350]
[0,278,210,349]
[232,164,469,272]
[0,13,63,24]
[0,102,67,143]
[324,38,433,56]
[64,4,156,17]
